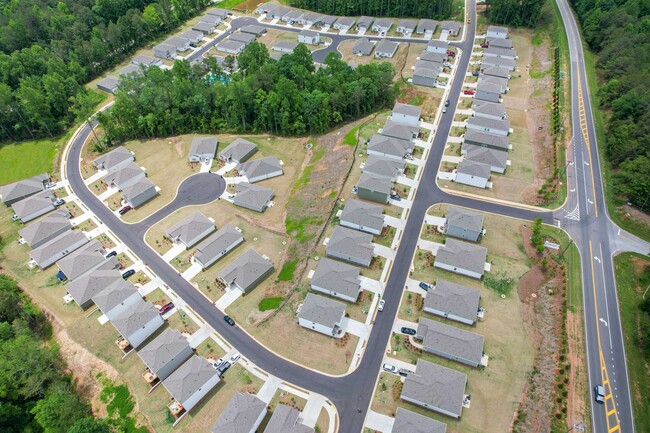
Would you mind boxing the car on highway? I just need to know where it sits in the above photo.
[224,315,235,326]
[464,89,475,95]
[159,302,174,314]
[401,327,416,336]
[377,300,385,312]
[118,205,132,215]
[229,353,241,364]
[594,385,605,404]
[382,364,397,373]
[54,198,65,206]
[419,282,431,291]
[216,361,231,377]
[105,250,117,258]
[121,269,135,279]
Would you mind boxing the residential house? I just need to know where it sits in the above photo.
[363,155,405,182]
[381,120,419,142]
[424,278,481,326]
[211,393,267,433]
[18,209,71,248]
[11,190,55,223]
[230,32,257,45]
[56,240,110,281]
[163,355,221,414]
[415,59,443,73]
[138,329,193,382]
[375,40,398,58]
[441,21,462,37]
[315,15,337,28]
[118,64,143,77]
[413,67,439,87]
[466,116,510,137]
[372,18,393,34]
[356,16,374,32]
[219,249,274,293]
[479,75,509,93]
[298,293,346,336]
[480,65,510,79]
[463,130,510,152]
[1,173,49,206]
[401,359,467,418]
[298,30,320,45]
[66,265,123,309]
[188,137,218,164]
[487,38,513,49]
[206,7,229,20]
[392,102,421,126]
[269,6,290,20]
[165,211,215,248]
[122,178,158,208]
[282,10,303,24]
[153,43,176,59]
[483,46,516,61]
[357,172,393,204]
[106,298,164,349]
[396,19,417,35]
[367,134,413,161]
[298,12,323,26]
[416,318,485,367]
[132,54,162,67]
[474,82,502,103]
[455,159,491,189]
[339,199,385,235]
[165,37,191,52]
[464,145,508,174]
[237,156,283,183]
[273,41,298,53]
[30,230,89,269]
[102,162,145,190]
[352,38,374,56]
[444,206,484,242]
[199,14,221,26]
[416,19,438,35]
[426,40,448,54]
[333,17,355,31]
[420,51,447,64]
[218,138,258,163]
[179,30,204,45]
[240,25,267,36]
[264,404,314,433]
[486,25,508,39]
[194,225,244,269]
[212,55,239,72]
[311,257,361,303]
[326,226,374,267]
[192,21,216,35]
[233,182,274,213]
[254,2,273,14]
[93,146,134,173]
[392,408,447,433]
[480,56,516,71]
[434,238,488,279]
[97,76,120,94]
[473,101,507,120]
[217,39,246,54]
[91,279,140,316]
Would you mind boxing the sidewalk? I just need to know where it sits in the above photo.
[215,288,242,311]
[359,276,384,294]
[256,376,281,404]
[162,243,185,262]
[364,410,395,433]
[384,215,405,230]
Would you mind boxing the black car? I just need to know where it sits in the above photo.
[472,70,480,76]
[216,361,231,377]
[418,282,431,291]
[445,99,450,107]
[224,315,235,326]
[401,327,417,336]
[121,269,135,279]
[105,250,117,258]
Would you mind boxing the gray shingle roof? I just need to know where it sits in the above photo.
[474,101,506,118]
[311,257,361,300]
[218,248,274,291]
[367,134,412,158]
[435,238,487,275]
[363,154,405,179]
[237,156,282,180]
[218,39,246,52]
[352,38,374,55]
[199,14,221,26]
[464,129,509,150]
[479,75,509,92]
[420,51,446,64]
[206,7,229,18]
[66,264,123,307]
[163,355,220,406]
[93,146,133,171]
[138,329,191,375]
[393,408,447,433]
[481,56,516,69]
[299,29,319,37]
[417,19,438,33]
[375,39,398,56]
[241,24,266,35]
[118,64,143,76]
[299,293,346,328]
[11,190,54,219]
[1,173,48,204]
[165,211,215,246]
[415,59,443,73]
[427,40,448,49]
[193,22,215,33]
[487,25,508,34]
[234,182,274,210]
[327,226,374,264]
[211,392,266,433]
[179,29,204,41]
[219,138,258,162]
[442,21,462,32]
[465,145,508,171]
[107,298,161,341]
[382,120,419,141]
[56,240,107,280]
[393,102,421,118]
[194,225,243,266]
[487,38,513,49]
[457,160,491,180]
[165,37,190,50]
[122,177,156,201]
[484,46,515,57]
[334,17,355,28]
[357,16,373,28]
[189,137,218,158]
[153,42,176,53]
[264,404,314,433]
[414,68,438,80]
[425,277,481,323]
[30,231,89,267]
[401,359,467,417]
[132,54,160,66]
[91,278,137,313]
[230,32,257,44]
[446,206,484,233]
[481,65,510,79]
[476,81,502,95]
[357,172,393,195]
[373,18,393,29]
[340,199,385,233]
[97,76,120,92]
[18,209,71,247]
[273,41,298,52]
[102,162,144,188]
[418,318,484,365]
[397,19,417,31]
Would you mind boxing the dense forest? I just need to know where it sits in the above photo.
[97,43,397,142]
[486,0,547,27]
[570,0,650,210]
[0,0,212,143]
[288,0,454,19]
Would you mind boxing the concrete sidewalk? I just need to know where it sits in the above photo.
[373,243,395,260]
[360,276,384,294]
[162,243,185,262]
[256,376,281,404]
[384,215,405,230]
[342,318,369,339]
[301,394,327,428]
[215,288,242,311]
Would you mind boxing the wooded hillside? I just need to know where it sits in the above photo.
[288,0,454,19]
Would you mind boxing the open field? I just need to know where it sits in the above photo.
[0,138,60,185]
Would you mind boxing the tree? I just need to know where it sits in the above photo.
[32,390,91,433]
[67,418,111,433]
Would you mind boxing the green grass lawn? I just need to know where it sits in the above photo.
[258,297,284,311]
[278,260,297,281]
[343,126,359,147]
[0,138,60,184]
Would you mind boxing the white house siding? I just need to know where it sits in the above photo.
[33,237,89,269]
[101,292,141,318]
[298,317,335,336]
[423,306,475,325]
[156,345,194,381]
[327,251,371,267]
[20,205,54,223]
[434,261,483,280]
[181,373,222,412]
[129,315,165,348]
[455,172,488,189]
[195,238,244,269]
[400,395,460,419]
[310,285,358,303]
[391,113,419,127]
[247,169,283,183]
[340,220,382,236]
[466,123,509,136]
[421,345,480,367]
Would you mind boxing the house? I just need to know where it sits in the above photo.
[372,18,393,33]
[269,6,290,20]
[466,116,511,137]
[1,173,49,206]
[352,38,374,56]
[132,54,162,67]
[401,359,467,419]
[426,39,448,54]
[102,162,145,190]
[198,14,221,26]
[416,19,438,35]
[381,120,419,141]
[233,182,274,213]
[163,355,221,414]
[357,172,393,204]
[455,159,491,189]
[479,75,509,93]
[367,134,413,161]
[483,46,516,60]
[298,12,323,26]
[237,156,283,183]
[18,209,71,248]
[463,130,510,152]
[56,240,110,281]
[356,16,374,32]
[424,278,481,326]
[241,25,267,36]
[138,329,193,382]
[480,56,516,71]
[333,17,355,31]
[375,39,398,58]
[179,30,204,45]
[118,64,143,77]
[212,55,239,72]
[165,211,215,248]
[393,408,447,433]
[487,25,509,39]
[217,39,246,54]
[272,41,298,53]
[106,298,164,349]
[206,7,229,20]
[475,82,502,103]
[326,226,374,267]
[340,199,385,236]
[192,21,216,35]
[420,51,447,64]
[282,10,303,24]
[66,265,123,309]
[264,404,314,433]
[218,249,274,293]
[11,190,55,223]
[397,19,417,35]
[392,102,421,127]
[91,279,140,316]
[480,65,510,79]
[97,76,120,94]
[315,15,337,28]
[413,67,438,87]
[298,30,320,45]
[166,37,191,52]
[153,43,176,59]
[441,21,462,36]
[444,206,484,242]
[30,231,89,269]
[194,225,244,269]
[473,101,507,120]
[211,393,267,433]
[122,178,158,208]
[465,145,508,174]
[363,155,405,182]
[416,317,485,367]
[188,137,218,164]
[415,59,443,74]
[218,138,257,163]
[230,32,257,45]
[255,2,273,14]
[434,238,488,279]
[311,257,361,303]
[298,293,346,336]
[93,146,134,173]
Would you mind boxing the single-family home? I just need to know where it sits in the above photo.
[269,6,290,20]
[424,277,481,326]
[18,209,71,248]
[206,7,229,20]
[212,55,239,72]
[218,138,258,163]
[464,145,508,174]
[326,226,374,267]
[363,155,405,182]
[315,15,337,28]
[372,18,393,34]
[339,199,385,236]
[487,25,509,39]
[273,41,298,53]
[416,19,438,35]
[298,12,323,26]
[311,257,361,303]
[211,393,267,433]
[217,39,246,54]
[188,137,218,164]
[466,116,510,137]
[163,355,221,415]
[165,37,191,52]
[444,206,484,242]
[357,172,393,204]
[434,238,488,279]
[356,16,374,32]
[30,230,89,269]
[254,2,273,14]
[426,39,448,54]
[11,190,55,223]
[413,67,439,87]
[199,14,221,26]
[375,39,398,58]
[282,10,303,24]
[414,59,443,74]
[122,177,158,208]
[481,56,516,71]
[367,134,413,161]
[240,25,266,36]
[463,130,510,153]
[479,75,509,93]
[192,21,216,35]
[416,317,485,367]
[352,38,374,56]
[264,404,314,433]
[393,408,447,433]
[298,30,320,45]
[473,101,507,120]
[66,266,123,309]
[194,225,244,269]
[237,156,283,183]
[480,65,510,79]
[153,43,176,59]
[93,146,134,173]
[118,64,143,77]
[233,182,274,213]
[97,76,120,94]
[483,46,517,61]
[420,51,447,64]
[165,211,215,248]
[1,173,49,206]
[487,38,513,49]
[455,159,491,189]
[102,162,145,190]
[475,82,502,103]
[56,240,110,281]
[441,21,462,37]
[92,279,139,316]
[219,249,274,293]
[230,32,257,45]
[106,298,164,349]
[397,19,417,35]
[401,359,467,419]
[381,119,419,142]
[179,30,204,46]
[298,293,346,337]
[392,102,421,126]
[333,17,355,31]
[138,329,193,382]
[132,54,162,67]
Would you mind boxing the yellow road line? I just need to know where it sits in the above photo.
[577,74,599,218]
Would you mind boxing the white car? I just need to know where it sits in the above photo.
[377,300,385,312]
[382,364,397,373]
[213,358,225,370]
[229,353,241,364]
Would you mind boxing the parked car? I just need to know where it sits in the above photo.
[447,50,456,57]
[224,315,235,326]
[121,269,135,279]
[472,70,480,76]
[390,194,401,201]
[382,364,398,373]
[216,361,231,377]
[442,107,447,114]
[213,358,225,369]
[54,198,65,206]
[398,368,414,377]
[105,250,117,258]
[419,282,431,291]
[229,353,241,364]
[159,302,174,314]
[480,43,489,48]
[46,182,57,189]
[401,327,417,336]
[377,299,385,312]
[118,205,132,215]
[464,89,475,95]
[467,18,471,24]
[594,385,605,404]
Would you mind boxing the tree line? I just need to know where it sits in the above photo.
[0,0,212,143]
[97,43,397,143]
[288,0,454,19]
[570,0,650,211]
[485,0,547,27]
